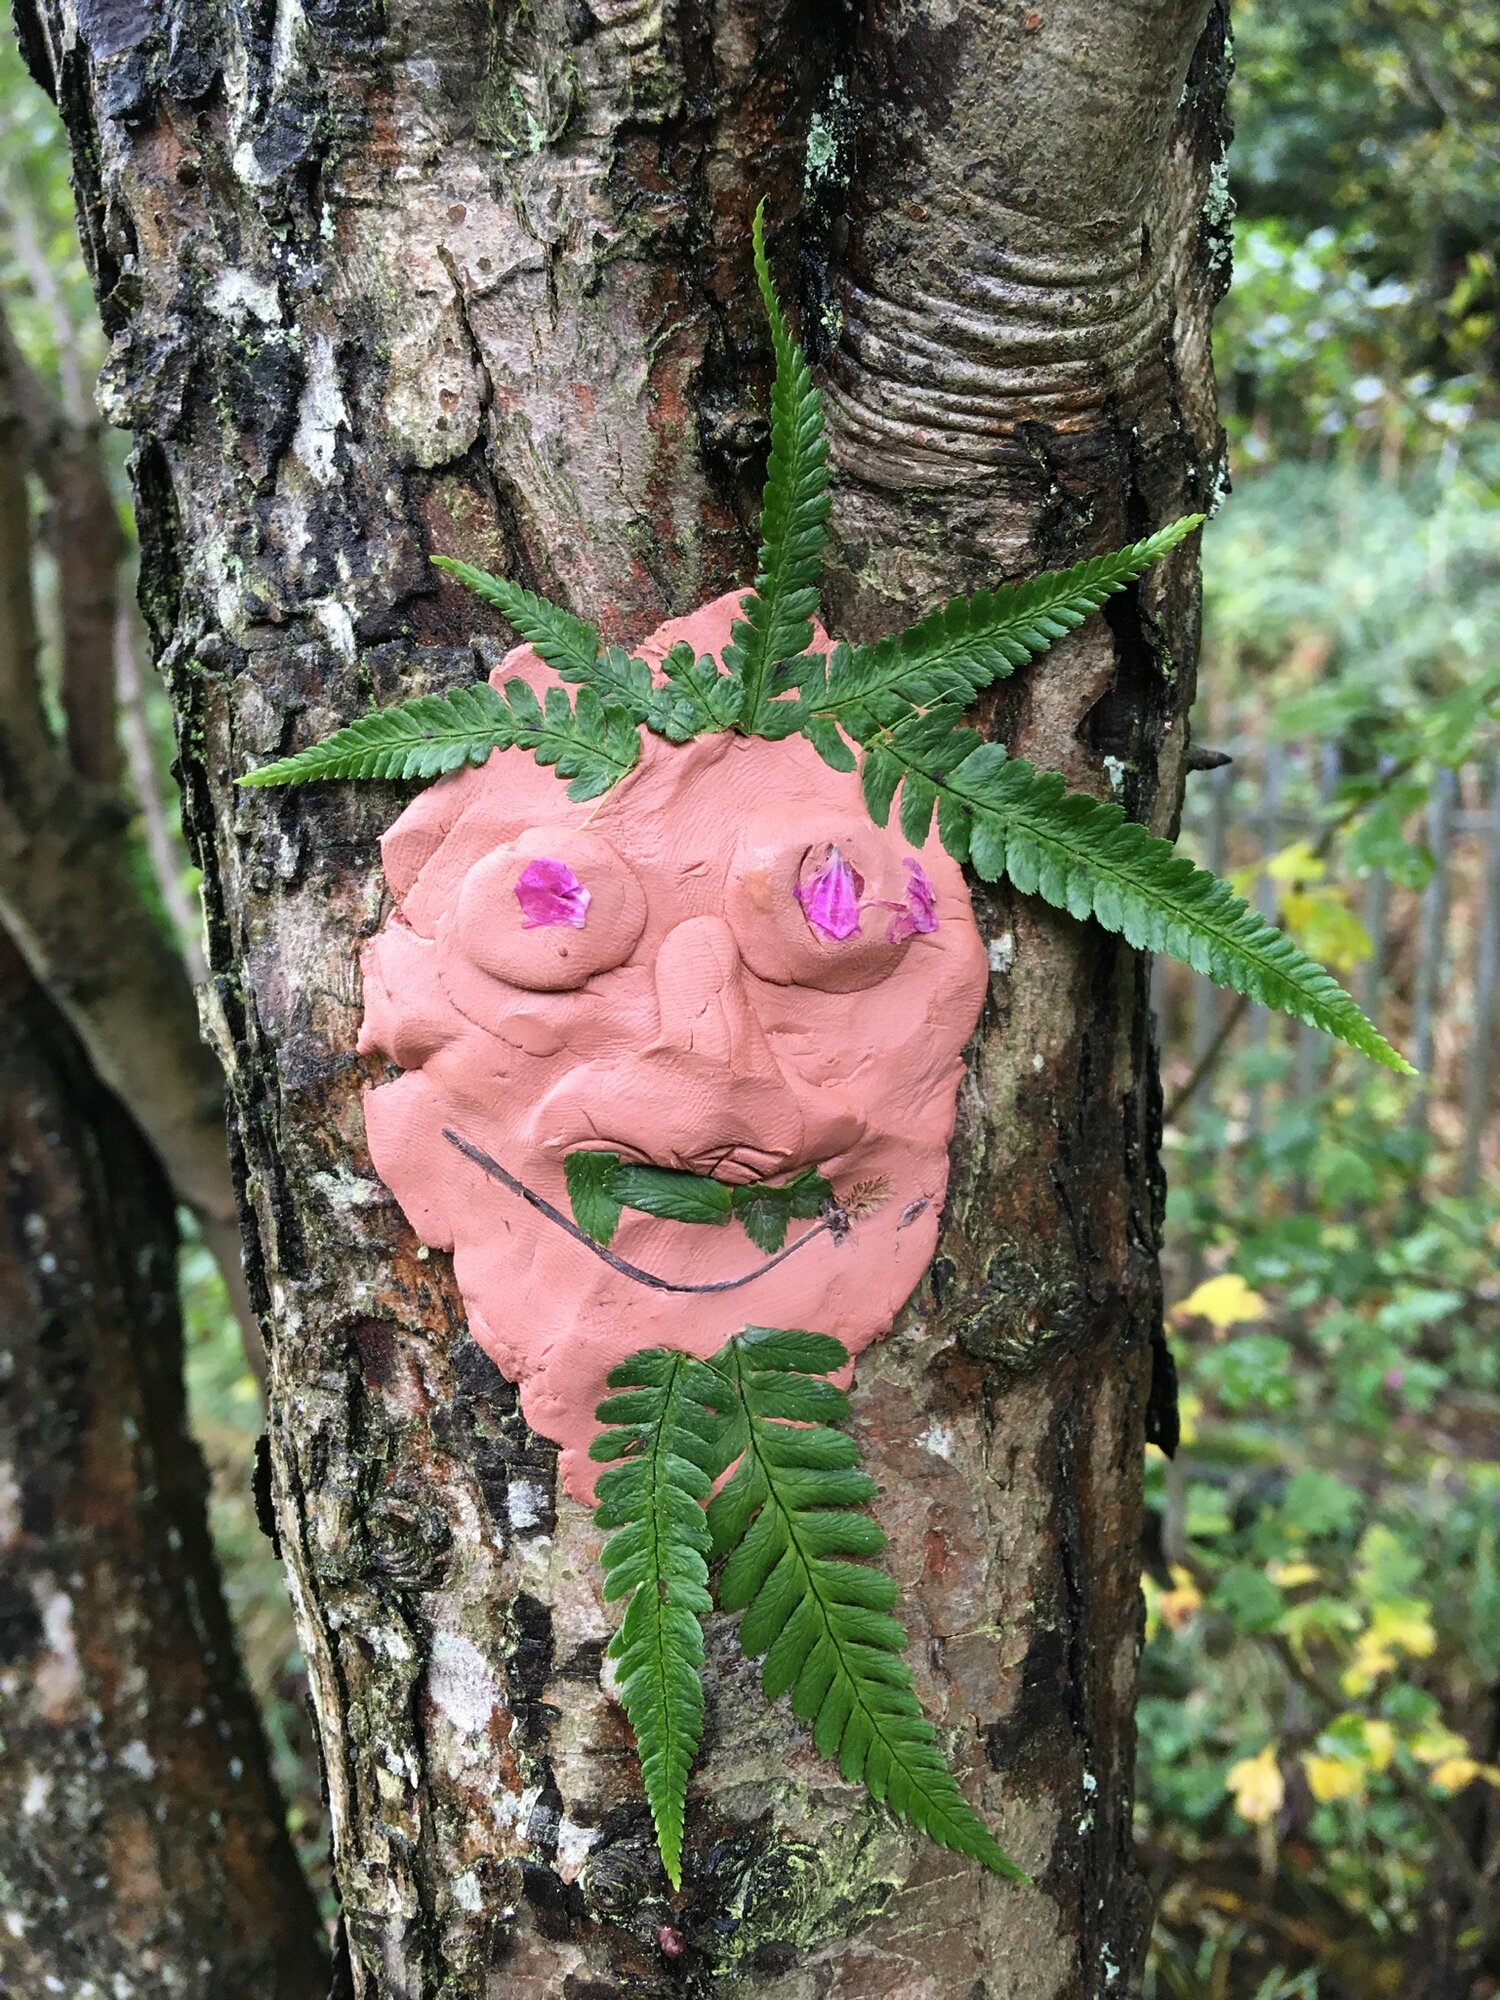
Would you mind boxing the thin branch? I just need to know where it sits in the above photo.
[0,362,51,764]
[115,594,208,985]
[0,302,122,787]
[0,176,90,425]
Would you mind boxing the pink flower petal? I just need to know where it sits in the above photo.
[795,845,864,941]
[515,857,591,930]
[886,859,939,944]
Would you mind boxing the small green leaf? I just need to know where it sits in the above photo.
[613,1164,736,1227]
[565,1152,626,1247]
[731,1169,833,1254]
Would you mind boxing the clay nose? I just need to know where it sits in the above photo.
[652,916,779,1075]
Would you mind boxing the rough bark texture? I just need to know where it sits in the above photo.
[22,0,1228,1991]
[0,932,327,1998]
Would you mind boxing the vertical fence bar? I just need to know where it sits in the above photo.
[1408,764,1458,1153]
[1245,739,1283,1173]
[1460,758,1500,1196]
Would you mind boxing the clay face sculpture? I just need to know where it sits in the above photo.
[359,593,989,1499]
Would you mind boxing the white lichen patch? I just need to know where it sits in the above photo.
[118,1740,157,1781]
[426,1629,502,1737]
[209,269,284,326]
[554,1815,600,1881]
[293,335,350,486]
[917,1422,955,1461]
[506,1481,550,1532]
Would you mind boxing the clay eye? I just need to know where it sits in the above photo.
[446,831,646,992]
[728,824,937,994]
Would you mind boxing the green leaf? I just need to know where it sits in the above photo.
[707,1328,1029,1881]
[237,683,522,786]
[722,203,831,730]
[862,711,1411,1073]
[732,1168,831,1254]
[613,1163,737,1227]
[792,517,1204,732]
[431,555,605,680]
[565,1153,833,1252]
[566,1152,626,1247]
[590,1350,733,1889]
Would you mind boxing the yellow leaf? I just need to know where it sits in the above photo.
[1369,1601,1437,1659]
[1158,1565,1204,1632]
[1266,839,1327,887]
[1409,1725,1468,1767]
[1304,1752,1364,1804]
[1268,1560,1321,1589]
[1428,1757,1481,1793]
[1281,887,1374,973]
[1227,1745,1285,1825]
[1360,1719,1397,1771]
[1172,1273,1268,1330]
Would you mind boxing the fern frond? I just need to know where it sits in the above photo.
[861,711,1412,1072]
[707,1328,1028,1880]
[590,1350,731,1889]
[237,684,522,786]
[721,204,831,729]
[791,517,1204,735]
[431,555,604,680]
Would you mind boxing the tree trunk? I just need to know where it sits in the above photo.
[0,930,328,1997]
[22,0,1228,1991]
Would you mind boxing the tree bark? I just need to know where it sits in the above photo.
[0,930,328,1998]
[0,308,263,1366]
[22,0,1228,1991]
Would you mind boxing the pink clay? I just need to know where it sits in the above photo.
[358,591,989,1500]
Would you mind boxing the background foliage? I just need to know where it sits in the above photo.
[1,2,1495,1988]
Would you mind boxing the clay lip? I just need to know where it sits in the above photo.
[564,1140,812,1187]
[443,1127,851,1295]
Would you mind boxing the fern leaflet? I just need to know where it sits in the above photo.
[643,642,747,742]
[432,555,604,681]
[237,684,522,786]
[789,516,1204,735]
[707,1328,1028,1881]
[589,1349,730,1890]
[493,679,641,801]
[858,710,1413,1072]
[722,203,831,730]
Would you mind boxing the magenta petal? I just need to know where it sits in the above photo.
[886,858,939,943]
[795,846,864,942]
[515,856,591,930]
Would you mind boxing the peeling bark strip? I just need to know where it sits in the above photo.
[23,0,1226,1989]
[0,936,326,1999]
